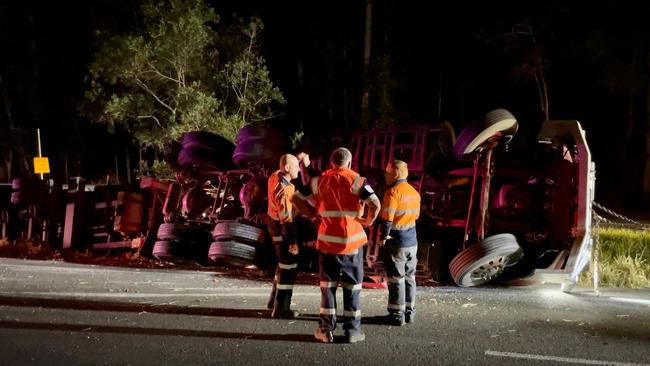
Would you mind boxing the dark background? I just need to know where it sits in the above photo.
[1,0,649,213]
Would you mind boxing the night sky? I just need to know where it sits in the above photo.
[2,0,650,212]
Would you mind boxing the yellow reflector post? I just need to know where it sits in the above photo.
[34,157,50,174]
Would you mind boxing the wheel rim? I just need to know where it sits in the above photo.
[449,233,523,287]
[467,255,507,283]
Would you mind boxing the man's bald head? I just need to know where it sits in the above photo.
[279,154,300,180]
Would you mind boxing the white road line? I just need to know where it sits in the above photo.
[485,350,649,366]
[609,297,650,306]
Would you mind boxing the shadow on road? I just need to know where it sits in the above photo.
[276,313,390,326]
[0,296,392,330]
[361,315,391,325]
[0,295,317,322]
[0,320,318,342]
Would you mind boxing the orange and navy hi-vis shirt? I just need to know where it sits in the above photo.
[380,179,420,247]
[267,170,296,245]
[311,167,370,255]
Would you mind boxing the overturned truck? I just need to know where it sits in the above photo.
[147,110,595,292]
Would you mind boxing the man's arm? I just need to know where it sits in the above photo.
[358,182,380,228]
[379,188,398,243]
[290,191,318,220]
[290,174,319,221]
[363,194,381,228]
[297,152,312,187]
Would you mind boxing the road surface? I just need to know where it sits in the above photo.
[0,258,648,365]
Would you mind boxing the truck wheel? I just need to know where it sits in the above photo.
[212,221,265,244]
[181,131,234,153]
[157,223,187,241]
[235,124,284,145]
[153,240,203,265]
[449,233,523,287]
[453,120,483,162]
[232,140,282,168]
[437,121,457,157]
[177,146,234,173]
[152,240,182,262]
[208,240,256,266]
[462,109,518,157]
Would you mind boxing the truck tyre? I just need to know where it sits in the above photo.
[232,140,282,168]
[212,221,265,244]
[181,131,234,153]
[208,240,256,266]
[177,146,234,173]
[449,233,523,287]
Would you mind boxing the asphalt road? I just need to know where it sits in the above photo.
[0,258,648,366]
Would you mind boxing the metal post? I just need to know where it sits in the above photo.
[592,214,601,296]
[218,178,230,216]
[462,152,481,248]
[27,217,33,240]
[210,178,224,217]
[37,128,43,180]
[477,146,494,241]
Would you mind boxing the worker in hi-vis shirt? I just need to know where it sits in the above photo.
[379,159,420,326]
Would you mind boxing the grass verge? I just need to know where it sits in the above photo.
[579,227,650,288]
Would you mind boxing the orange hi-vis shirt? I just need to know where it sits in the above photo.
[380,179,420,247]
[311,167,367,254]
[267,170,295,224]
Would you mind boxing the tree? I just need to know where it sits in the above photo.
[480,21,550,121]
[370,54,398,127]
[359,0,373,129]
[82,0,284,155]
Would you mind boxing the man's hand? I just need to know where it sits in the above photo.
[297,152,310,168]
[288,243,299,255]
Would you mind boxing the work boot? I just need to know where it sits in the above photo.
[313,328,334,343]
[345,331,366,343]
[271,309,300,319]
[405,312,415,324]
[382,313,405,326]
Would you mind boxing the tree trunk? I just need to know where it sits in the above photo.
[360,0,373,129]
[125,143,131,184]
[437,65,443,121]
[27,7,42,127]
[1,75,15,182]
[617,89,637,209]
[527,25,549,121]
[114,147,121,185]
[64,152,69,183]
[4,150,12,183]
[297,58,304,131]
